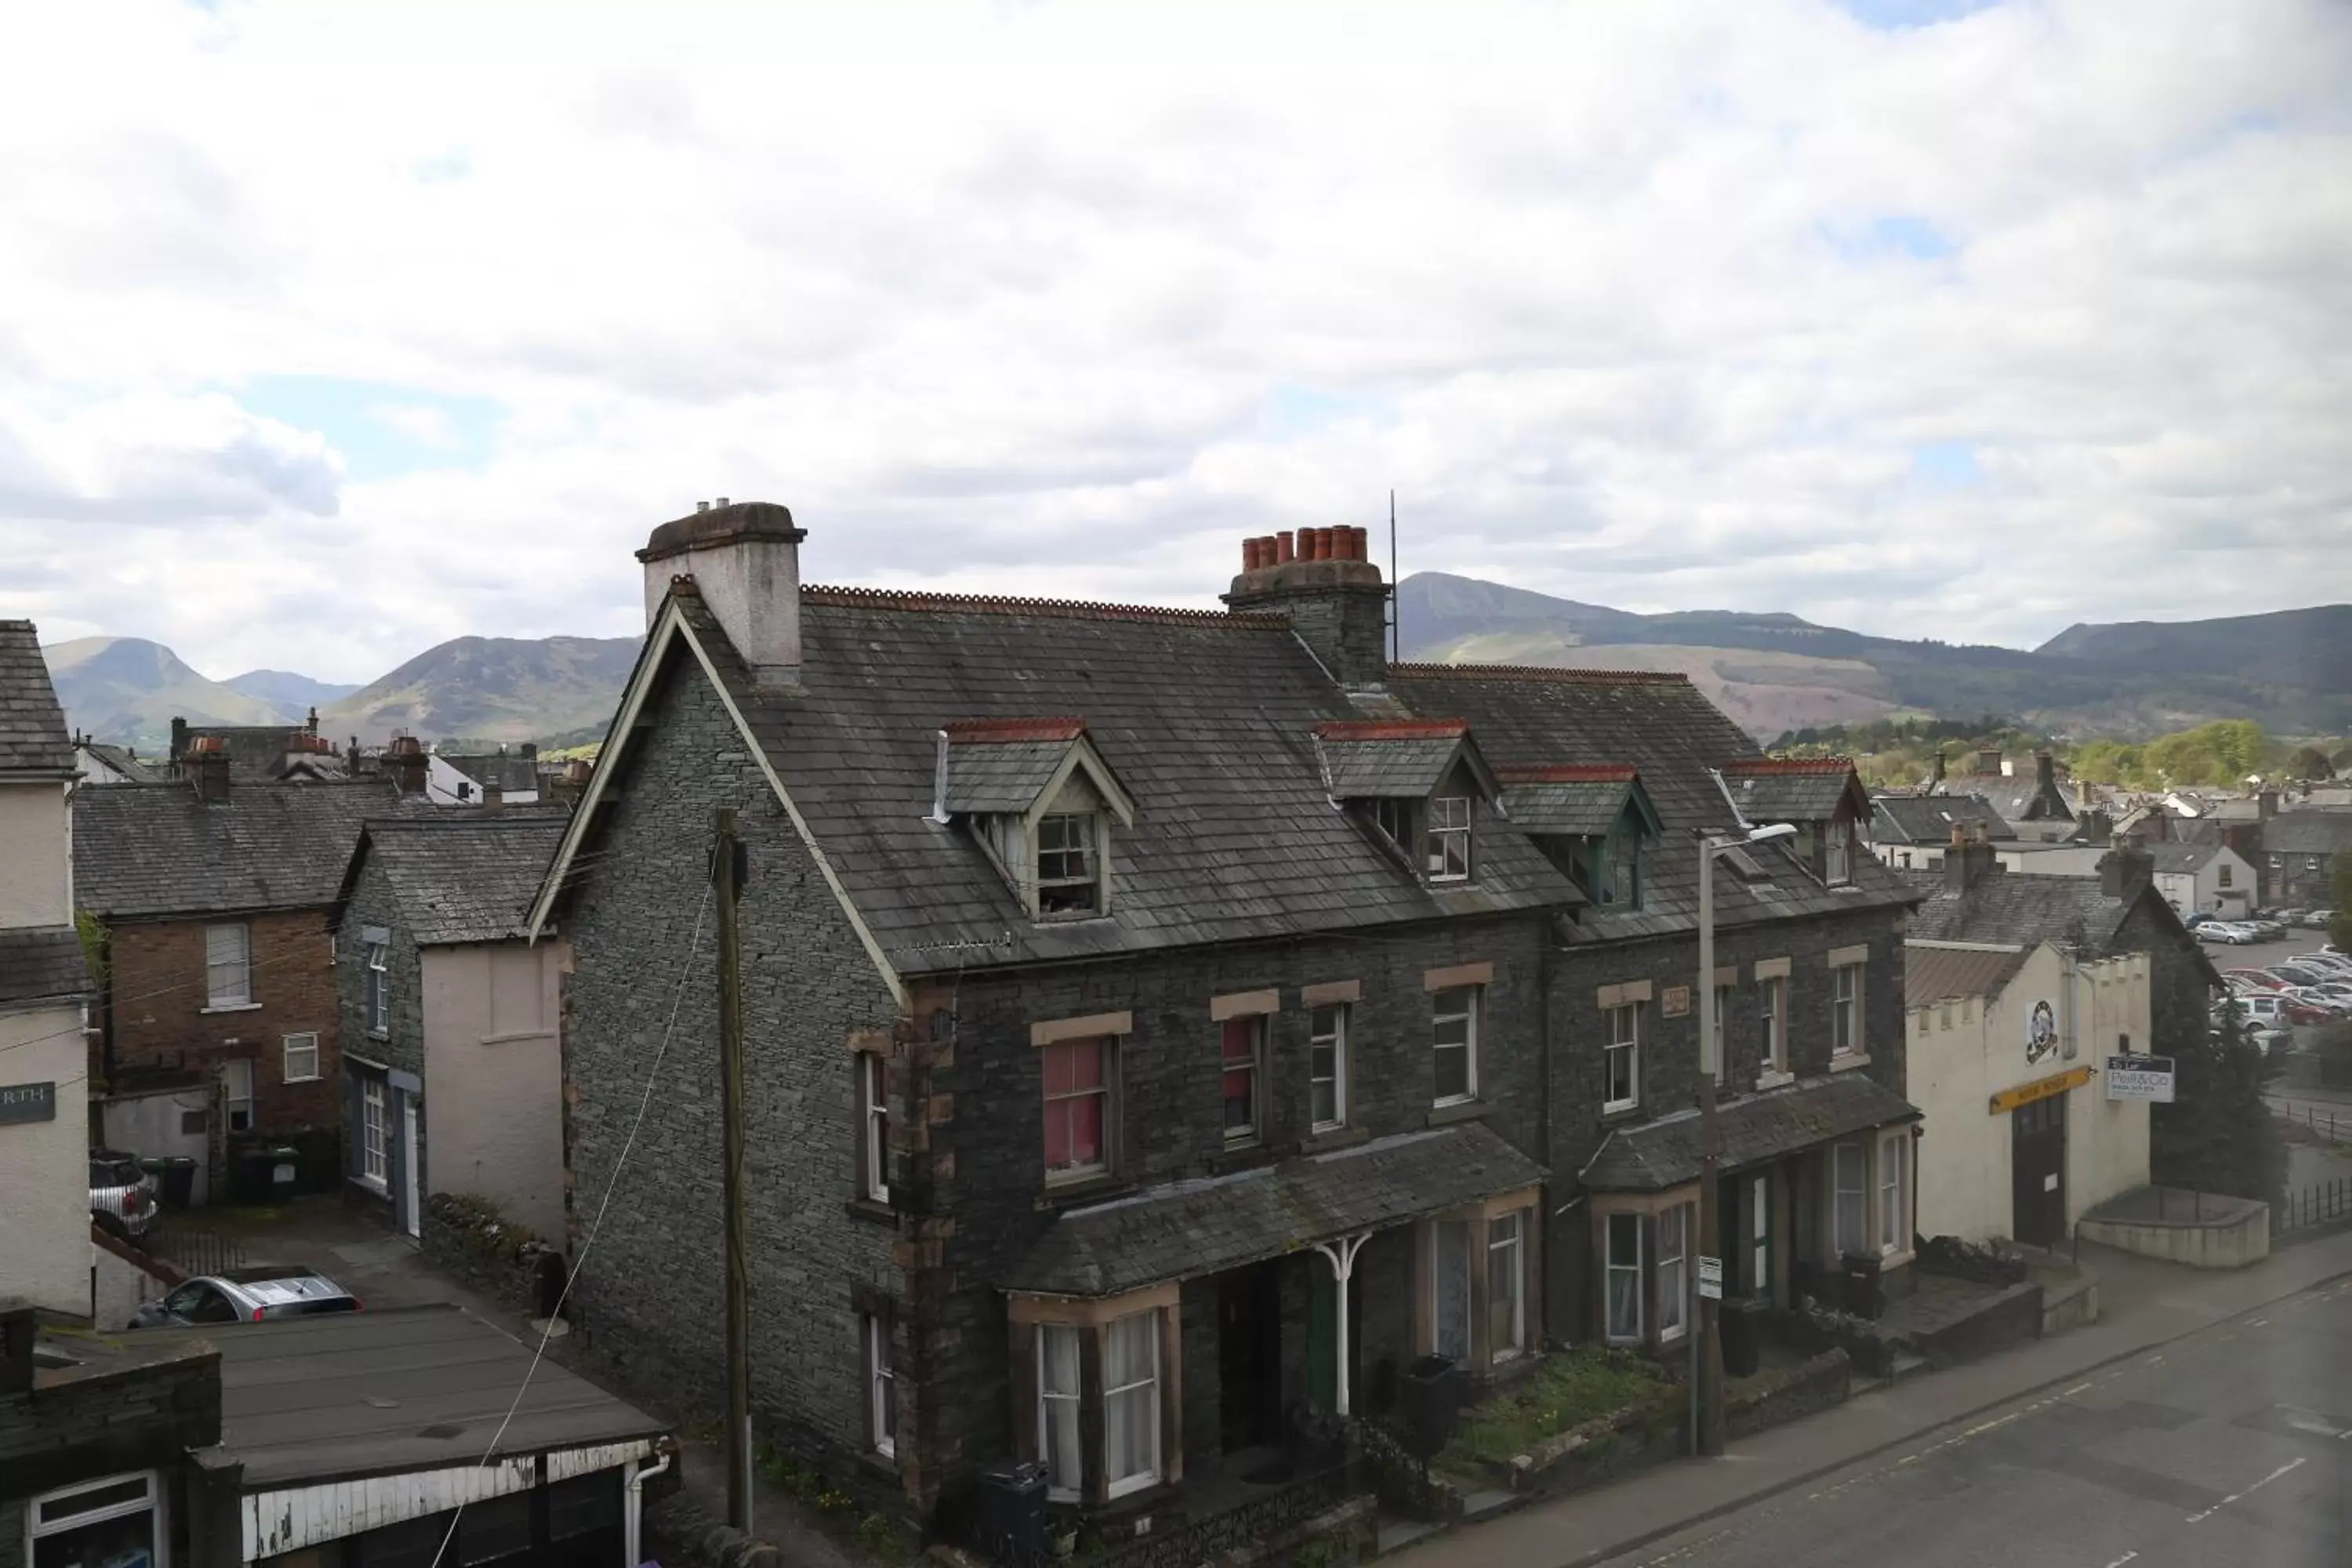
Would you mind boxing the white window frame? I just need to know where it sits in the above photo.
[281,1032,321,1084]
[1760,977,1787,1074]
[28,1471,164,1568]
[1432,985,1480,1107]
[1374,797,1411,852]
[362,1075,390,1187]
[1878,1131,1908,1258]
[1833,1142,1868,1258]
[866,1312,896,1459]
[1102,1309,1163,1500]
[1309,1004,1348,1131]
[1713,985,1733,1087]
[1749,1174,1771,1298]
[1038,1323,1083,1501]
[1043,1036,1112,1184]
[1831,962,1862,1057]
[1427,795,1472,882]
[206,922,251,1008]
[1220,1014,1265,1144]
[1657,1203,1690,1342]
[1826,818,1853,885]
[1603,1210,1643,1344]
[860,1053,890,1203]
[1487,1210,1526,1361]
[365,939,390,1035]
[1602,1002,1640,1112]
[1036,811,1101,916]
[223,1058,254,1134]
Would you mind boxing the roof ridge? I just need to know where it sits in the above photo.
[1724,757,1857,775]
[1314,719,1468,741]
[1388,661,1694,686]
[1495,763,1638,782]
[800,585,1287,628]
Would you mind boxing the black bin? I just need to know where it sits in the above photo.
[234,1148,278,1204]
[975,1460,1047,1566]
[267,1145,300,1200]
[143,1156,198,1210]
[1399,1354,1462,1459]
[1721,1298,1764,1378]
[1841,1252,1885,1321]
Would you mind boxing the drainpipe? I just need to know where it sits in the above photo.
[623,1447,673,1567]
[2060,949,2078,1061]
[1309,1232,1370,1417]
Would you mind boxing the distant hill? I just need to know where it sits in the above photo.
[43,637,290,750]
[222,668,361,717]
[1398,573,2352,741]
[319,635,638,745]
[2038,605,2352,692]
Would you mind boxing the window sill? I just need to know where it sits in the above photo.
[351,1174,389,1197]
[856,1450,899,1481]
[284,1074,323,1086]
[1879,1248,1914,1269]
[201,1002,262,1016]
[845,1196,896,1229]
[1208,1143,1276,1176]
[478,1029,549,1045]
[1755,1069,1795,1091]
[1599,1102,1645,1125]
[1831,1052,1872,1072]
[368,1029,390,1041]
[1037,1174,1133,1210]
[1301,1124,1369,1154]
[1425,1099,1490,1128]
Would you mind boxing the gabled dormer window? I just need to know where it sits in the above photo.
[1494,764,1661,916]
[1037,811,1100,915]
[935,718,1136,924]
[1374,797,1413,851]
[1312,719,1498,889]
[1428,796,1472,881]
[1603,832,1642,908]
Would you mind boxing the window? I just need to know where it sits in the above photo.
[859,1053,890,1203]
[1712,985,1733,1086]
[29,1472,162,1568]
[1749,1174,1772,1298]
[1102,1310,1162,1498]
[1878,1132,1908,1257]
[1833,1142,1868,1257]
[365,940,389,1034]
[1603,835,1641,908]
[1432,985,1479,1105]
[223,1058,254,1134]
[2218,862,2234,888]
[1657,1203,1690,1341]
[1487,1210,1527,1359]
[1043,1037,1110,1181]
[1309,1004,1348,1131]
[1038,1323,1083,1500]
[1374,797,1411,852]
[1602,1002,1640,1111]
[1220,1016,1264,1142]
[206,922,251,1007]
[1432,1219,1472,1361]
[362,1075,389,1185]
[1604,1211,1642,1343]
[1761,978,1787,1072]
[866,1313,896,1458]
[1826,819,1853,885]
[282,1032,321,1083]
[1428,795,1472,881]
[1036,811,1100,916]
[1831,963,1861,1056]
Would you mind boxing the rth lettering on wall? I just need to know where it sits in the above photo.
[1987,1066,2093,1115]
[0,1080,57,1125]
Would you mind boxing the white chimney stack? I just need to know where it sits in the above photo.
[636,500,807,687]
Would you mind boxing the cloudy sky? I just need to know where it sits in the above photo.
[3,0,2347,683]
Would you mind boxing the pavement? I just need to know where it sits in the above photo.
[1396,1227,2352,1568]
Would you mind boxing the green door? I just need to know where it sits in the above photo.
[1308,1273,1337,1412]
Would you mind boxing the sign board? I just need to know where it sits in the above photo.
[1696,1256,1723,1301]
[1988,1066,2093,1115]
[2024,998,2061,1065]
[2105,1054,2176,1103]
[1661,985,1691,1019]
[0,1080,57,1126]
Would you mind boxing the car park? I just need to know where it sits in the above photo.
[2270,963,2333,988]
[127,1265,362,1328]
[89,1149,158,1240]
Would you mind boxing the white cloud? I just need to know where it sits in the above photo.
[0,0,2347,684]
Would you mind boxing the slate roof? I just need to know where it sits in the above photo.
[1872,793,2014,846]
[938,723,1083,815]
[75,778,420,919]
[179,724,325,782]
[1385,666,1920,945]
[1719,758,1863,824]
[441,751,542,795]
[1002,1123,1545,1297]
[1497,765,1643,837]
[340,815,572,945]
[0,927,91,1009]
[1579,1073,1920,1192]
[1312,720,1493,800]
[1906,942,2033,1007]
[140,1304,666,1487]
[2264,811,2352,857]
[0,621,74,775]
[78,742,164,782]
[1952,765,2076,826]
[634,593,1584,975]
[1901,865,2220,985]
[2146,843,2226,875]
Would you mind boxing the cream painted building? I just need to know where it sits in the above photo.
[0,619,96,1319]
[1906,939,2152,1247]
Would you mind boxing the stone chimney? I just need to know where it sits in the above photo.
[1943,821,1998,894]
[481,779,503,811]
[554,757,593,810]
[637,500,807,687]
[1969,748,2002,777]
[1924,750,1946,794]
[388,734,429,797]
[1221,528,1389,688]
[2259,788,2278,821]
[170,716,189,764]
[2100,833,2154,900]
[187,735,230,804]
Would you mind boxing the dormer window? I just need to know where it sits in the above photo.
[1037,812,1100,915]
[1312,718,1499,890]
[1604,833,1642,907]
[1825,818,1853,886]
[1494,764,1662,916]
[935,718,1136,923]
[1716,757,1870,887]
[1374,797,1412,851]
[1428,796,1472,880]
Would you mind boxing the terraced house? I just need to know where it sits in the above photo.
[533,503,1920,1543]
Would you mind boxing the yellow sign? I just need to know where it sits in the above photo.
[1989,1066,2093,1115]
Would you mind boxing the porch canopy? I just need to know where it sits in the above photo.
[1004,1123,1546,1298]
[1579,1073,1920,1192]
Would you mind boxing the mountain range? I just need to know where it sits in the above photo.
[42,581,2352,753]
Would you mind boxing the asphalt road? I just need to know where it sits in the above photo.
[1606,1276,2352,1568]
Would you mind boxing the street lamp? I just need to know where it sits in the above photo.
[1691,820,1795,1459]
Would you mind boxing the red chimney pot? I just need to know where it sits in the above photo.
[1276,531,1295,564]
[1243,537,1262,571]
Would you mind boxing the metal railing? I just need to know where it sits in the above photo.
[143,1218,249,1279]
[2276,1178,2352,1236]
[2276,1102,2352,1142]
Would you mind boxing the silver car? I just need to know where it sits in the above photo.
[128,1265,363,1328]
[89,1150,158,1240]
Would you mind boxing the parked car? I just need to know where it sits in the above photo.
[127,1265,362,1328]
[2226,967,2288,991]
[2309,910,2340,929]
[2198,923,2256,945]
[2270,963,2333,988]
[2230,993,2323,1029]
[2300,954,2352,978]
[89,1149,158,1240]
[2241,918,2289,941]
[2250,1025,2293,1055]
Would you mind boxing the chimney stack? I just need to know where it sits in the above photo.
[1973,748,2002,778]
[482,779,503,811]
[2100,833,2154,901]
[1221,525,1389,688]
[2259,788,2278,821]
[187,735,230,804]
[637,500,806,688]
[1924,750,1945,794]
[389,734,429,797]
[1943,820,1997,894]
[554,757,593,810]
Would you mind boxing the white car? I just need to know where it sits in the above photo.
[2232,993,2300,1028]
[2198,923,2256,945]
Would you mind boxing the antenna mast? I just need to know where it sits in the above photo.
[1388,488,1399,662]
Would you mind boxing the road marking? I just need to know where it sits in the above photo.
[2063,1382,2092,1396]
[2247,1318,2268,1327]
[2100,1553,2138,1568]
[2185,1457,2307,1523]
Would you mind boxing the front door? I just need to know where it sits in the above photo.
[1218,1264,1280,1452]
[2012,1094,2067,1247]
[400,1092,423,1240]
[1744,1173,1773,1304]
[1306,1265,1364,1415]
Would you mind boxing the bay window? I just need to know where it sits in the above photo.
[1878,1131,1909,1257]
[1038,1324,1083,1499]
[1604,1210,1642,1343]
[1017,1290,1177,1507]
[1833,1142,1868,1257]
[1657,1203,1689,1341]
[1102,1311,1162,1498]
[1487,1210,1527,1360]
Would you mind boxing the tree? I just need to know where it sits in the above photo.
[2287,745,2336,781]
[2149,960,2286,1212]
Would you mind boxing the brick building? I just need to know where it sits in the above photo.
[533,504,1922,1541]
[74,763,420,1195]
[2260,809,2352,908]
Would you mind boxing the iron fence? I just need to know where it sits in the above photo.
[2276,1178,2352,1236]
[143,1218,249,1279]
[2277,1102,2352,1142]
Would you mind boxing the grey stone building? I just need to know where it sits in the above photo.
[533,505,1922,1537]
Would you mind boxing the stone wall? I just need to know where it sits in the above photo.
[1725,1348,1850,1439]
[420,1192,561,1317]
